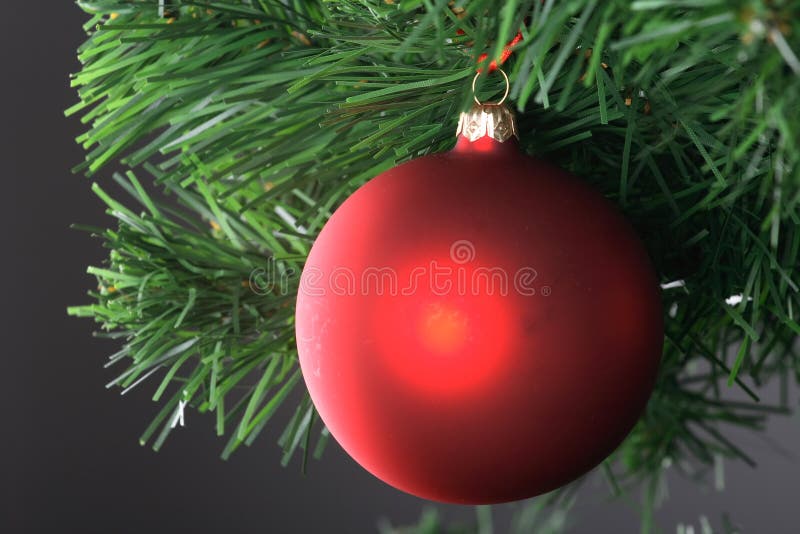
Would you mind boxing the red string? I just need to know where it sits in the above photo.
[475,31,523,73]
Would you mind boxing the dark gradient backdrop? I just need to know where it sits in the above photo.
[2,4,798,533]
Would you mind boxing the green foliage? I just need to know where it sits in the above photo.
[379,498,575,534]
[68,0,800,527]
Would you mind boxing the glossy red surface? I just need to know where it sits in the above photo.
[295,136,663,504]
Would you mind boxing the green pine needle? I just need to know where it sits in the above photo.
[68,0,800,526]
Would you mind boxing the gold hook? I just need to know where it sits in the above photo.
[471,68,510,106]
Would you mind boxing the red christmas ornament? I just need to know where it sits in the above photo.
[295,77,663,504]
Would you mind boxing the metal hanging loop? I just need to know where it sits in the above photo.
[472,68,510,106]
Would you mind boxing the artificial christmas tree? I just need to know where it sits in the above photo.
[68,0,800,530]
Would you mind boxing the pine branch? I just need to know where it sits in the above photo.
[69,171,314,457]
[69,0,800,519]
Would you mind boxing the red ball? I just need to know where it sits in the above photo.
[296,134,663,504]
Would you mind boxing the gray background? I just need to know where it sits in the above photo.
[2,4,798,532]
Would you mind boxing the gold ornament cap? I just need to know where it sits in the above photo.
[456,103,518,143]
[456,68,518,143]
